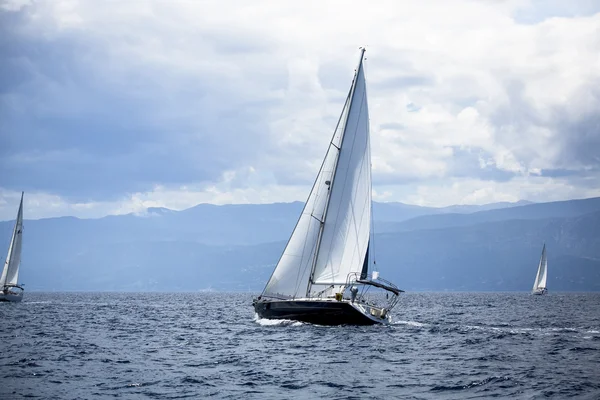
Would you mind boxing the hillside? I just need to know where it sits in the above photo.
[375,211,600,292]
[380,197,600,233]
[1,197,599,292]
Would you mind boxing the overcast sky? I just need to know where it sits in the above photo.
[1,0,599,220]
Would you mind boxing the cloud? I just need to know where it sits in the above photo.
[513,0,600,23]
[0,3,281,201]
[0,0,599,218]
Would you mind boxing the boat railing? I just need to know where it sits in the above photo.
[344,272,361,288]
[4,283,24,290]
[344,272,402,295]
[343,272,402,311]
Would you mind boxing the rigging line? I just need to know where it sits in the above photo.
[310,214,323,223]
[306,61,359,294]
[294,212,326,297]
[307,149,341,291]
[317,77,368,282]
[300,139,343,296]
[294,181,330,296]
[262,81,352,297]
[261,150,332,298]
[292,213,315,298]
[293,186,327,296]
[292,197,323,296]
[1,210,20,287]
[292,92,352,297]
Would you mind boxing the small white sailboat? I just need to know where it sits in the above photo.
[253,49,402,325]
[531,243,548,296]
[0,192,25,303]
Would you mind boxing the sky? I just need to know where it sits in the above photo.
[1,0,599,220]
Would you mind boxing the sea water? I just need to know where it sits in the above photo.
[1,292,599,399]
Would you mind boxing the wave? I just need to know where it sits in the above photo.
[393,320,428,327]
[253,314,304,327]
[431,376,511,392]
[394,321,597,338]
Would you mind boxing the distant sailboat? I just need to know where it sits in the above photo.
[0,192,25,303]
[253,49,402,325]
[531,244,548,296]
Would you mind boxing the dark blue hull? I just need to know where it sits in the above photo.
[253,299,384,325]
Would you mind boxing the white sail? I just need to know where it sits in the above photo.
[263,50,367,299]
[311,54,371,290]
[1,192,24,287]
[261,138,340,298]
[532,244,547,291]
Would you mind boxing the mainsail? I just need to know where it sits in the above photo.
[262,49,371,299]
[0,192,24,288]
[532,244,547,291]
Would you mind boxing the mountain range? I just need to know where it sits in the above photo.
[1,198,599,292]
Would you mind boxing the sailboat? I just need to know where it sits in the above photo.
[531,243,548,296]
[253,49,402,325]
[0,192,25,303]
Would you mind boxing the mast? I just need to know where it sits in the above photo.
[306,48,367,296]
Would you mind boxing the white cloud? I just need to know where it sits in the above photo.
[0,171,310,220]
[1,0,600,218]
[399,176,600,207]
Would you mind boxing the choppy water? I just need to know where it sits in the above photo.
[1,292,599,399]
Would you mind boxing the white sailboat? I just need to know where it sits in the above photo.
[253,49,402,325]
[0,192,25,303]
[531,243,548,296]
